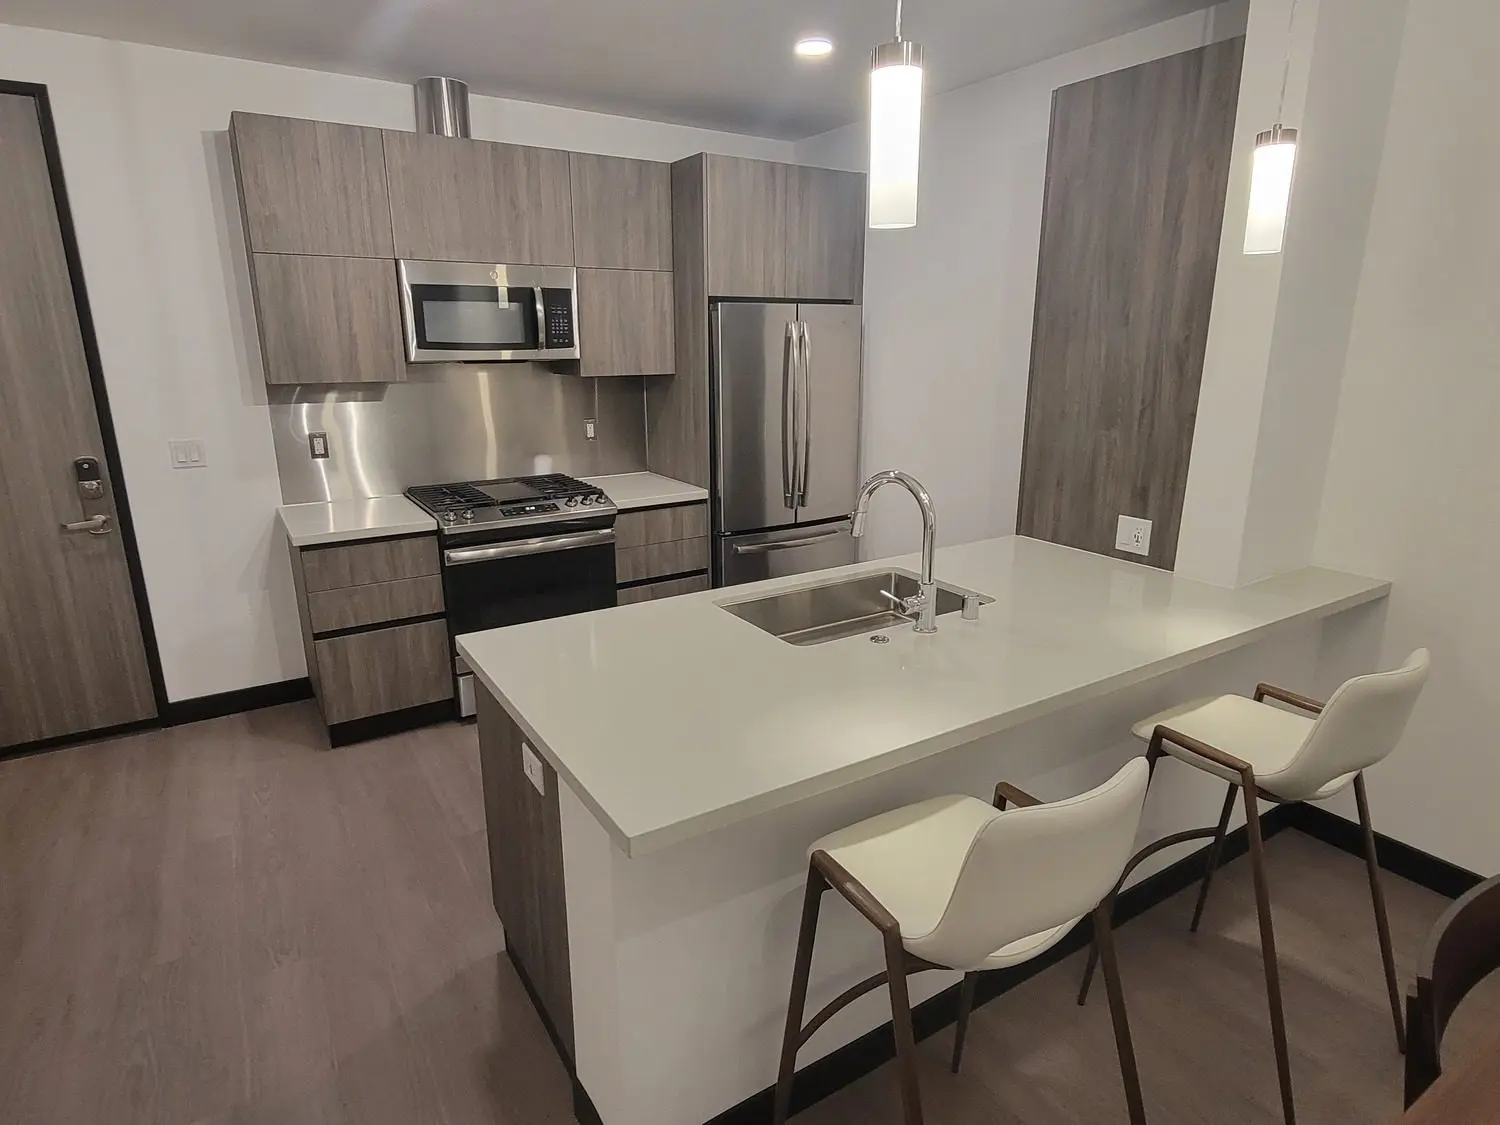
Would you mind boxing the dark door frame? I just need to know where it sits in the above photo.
[0,78,171,747]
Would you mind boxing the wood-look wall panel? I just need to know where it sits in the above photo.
[615,537,709,583]
[617,574,710,604]
[614,502,709,549]
[300,536,440,593]
[306,575,444,635]
[646,156,711,486]
[1016,38,1244,570]
[229,113,395,258]
[312,619,452,725]
[476,686,574,1059]
[569,153,672,270]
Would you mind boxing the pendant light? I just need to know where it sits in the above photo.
[869,0,924,229]
[1244,0,1302,255]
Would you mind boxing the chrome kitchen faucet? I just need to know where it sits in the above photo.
[850,471,939,634]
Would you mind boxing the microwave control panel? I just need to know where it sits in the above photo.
[541,288,576,350]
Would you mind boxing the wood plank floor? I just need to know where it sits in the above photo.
[1,702,1493,1124]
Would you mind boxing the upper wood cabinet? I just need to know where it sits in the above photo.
[786,165,866,302]
[251,254,406,385]
[705,155,789,298]
[229,113,394,258]
[382,132,574,264]
[577,269,674,377]
[570,153,672,270]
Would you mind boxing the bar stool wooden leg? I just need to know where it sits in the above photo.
[884,930,925,1125]
[1095,898,1148,1125]
[1189,782,1241,933]
[1241,778,1296,1125]
[951,972,978,1074]
[773,863,827,1125]
[1354,773,1406,1053]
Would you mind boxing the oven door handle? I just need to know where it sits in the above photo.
[444,527,616,566]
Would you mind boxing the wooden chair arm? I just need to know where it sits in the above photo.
[811,850,900,934]
[1152,725,1256,781]
[993,782,1042,810]
[1254,683,1325,714]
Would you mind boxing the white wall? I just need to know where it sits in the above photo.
[0,23,794,702]
[795,3,1249,561]
[1309,0,1500,874]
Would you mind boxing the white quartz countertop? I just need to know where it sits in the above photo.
[584,472,708,510]
[277,496,436,547]
[457,536,1389,857]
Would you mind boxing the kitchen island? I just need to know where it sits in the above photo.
[458,536,1389,1125]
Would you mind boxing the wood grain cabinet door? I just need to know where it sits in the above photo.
[251,254,406,385]
[230,113,394,258]
[313,619,452,725]
[785,165,866,302]
[570,153,672,270]
[577,269,674,376]
[384,132,574,264]
[705,155,789,298]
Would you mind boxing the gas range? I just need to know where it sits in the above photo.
[405,474,616,539]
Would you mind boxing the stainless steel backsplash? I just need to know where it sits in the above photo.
[269,364,648,504]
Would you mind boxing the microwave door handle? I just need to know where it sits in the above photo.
[533,287,548,348]
[782,321,796,509]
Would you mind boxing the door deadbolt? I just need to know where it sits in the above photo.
[74,455,105,500]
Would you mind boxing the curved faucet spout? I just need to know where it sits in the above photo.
[850,470,939,632]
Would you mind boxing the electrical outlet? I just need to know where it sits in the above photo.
[308,431,330,459]
[168,439,207,469]
[1115,515,1152,556]
[521,742,546,796]
[584,418,597,441]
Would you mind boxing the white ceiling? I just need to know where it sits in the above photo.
[2,0,1221,139]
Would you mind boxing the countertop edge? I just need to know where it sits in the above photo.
[462,570,1391,858]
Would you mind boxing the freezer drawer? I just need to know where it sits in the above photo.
[718,521,856,587]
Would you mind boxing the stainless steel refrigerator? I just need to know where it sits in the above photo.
[712,302,862,586]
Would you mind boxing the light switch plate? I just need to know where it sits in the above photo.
[521,742,546,796]
[1115,515,1152,556]
[168,439,207,469]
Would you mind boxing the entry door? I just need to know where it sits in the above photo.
[0,91,157,747]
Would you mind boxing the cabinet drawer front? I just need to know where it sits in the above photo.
[307,575,445,634]
[301,536,440,592]
[617,574,710,605]
[616,537,709,584]
[615,503,709,549]
[314,619,452,725]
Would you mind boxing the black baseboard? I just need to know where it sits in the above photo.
[163,677,313,727]
[703,806,1297,1125]
[327,699,456,748]
[1284,803,1483,900]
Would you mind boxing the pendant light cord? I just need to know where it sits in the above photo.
[1276,0,1301,119]
[894,0,904,42]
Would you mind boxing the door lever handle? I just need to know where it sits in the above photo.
[61,514,112,536]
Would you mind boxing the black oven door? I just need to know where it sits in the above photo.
[443,528,618,715]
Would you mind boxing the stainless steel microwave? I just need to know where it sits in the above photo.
[397,260,580,363]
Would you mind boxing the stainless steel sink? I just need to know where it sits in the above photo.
[718,568,992,646]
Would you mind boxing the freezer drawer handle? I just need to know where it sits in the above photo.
[444,528,615,565]
[731,528,844,555]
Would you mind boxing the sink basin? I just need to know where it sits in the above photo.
[718,568,992,646]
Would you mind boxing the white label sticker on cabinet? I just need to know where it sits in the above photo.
[521,741,546,796]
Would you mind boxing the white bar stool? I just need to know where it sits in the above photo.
[772,758,1152,1125]
[1077,649,1431,1125]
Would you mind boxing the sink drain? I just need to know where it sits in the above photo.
[870,634,890,644]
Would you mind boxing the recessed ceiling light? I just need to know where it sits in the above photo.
[795,37,835,59]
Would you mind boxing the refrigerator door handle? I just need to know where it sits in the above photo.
[781,321,796,509]
[731,526,846,555]
[796,320,813,507]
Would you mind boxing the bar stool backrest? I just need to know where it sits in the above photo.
[1272,649,1431,801]
[907,758,1149,971]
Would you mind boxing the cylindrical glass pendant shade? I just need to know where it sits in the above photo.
[1244,125,1298,255]
[869,39,924,229]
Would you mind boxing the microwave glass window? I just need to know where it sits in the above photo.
[412,284,539,351]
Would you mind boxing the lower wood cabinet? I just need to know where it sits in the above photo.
[618,574,709,604]
[312,618,451,726]
[616,538,709,583]
[613,500,710,585]
[306,574,444,634]
[577,268,674,376]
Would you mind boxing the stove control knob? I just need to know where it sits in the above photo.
[443,512,457,523]
[461,509,474,520]
[579,495,594,506]
[592,493,608,506]
[565,496,580,507]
